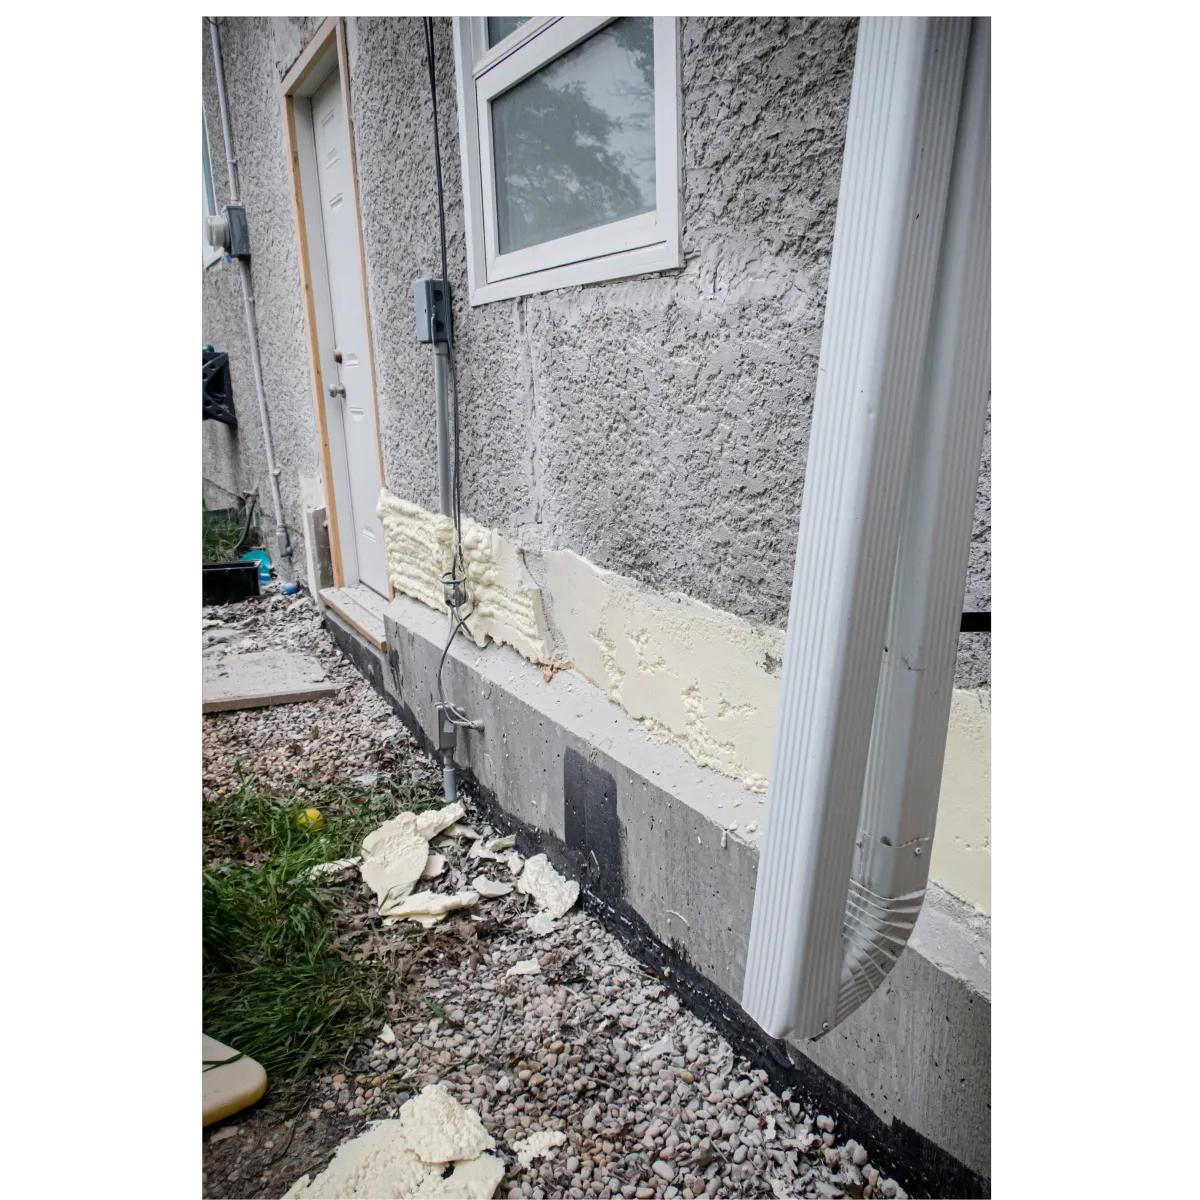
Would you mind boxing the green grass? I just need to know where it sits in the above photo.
[203,769,443,1081]
[202,506,259,562]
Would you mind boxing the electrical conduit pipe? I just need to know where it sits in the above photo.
[208,17,292,563]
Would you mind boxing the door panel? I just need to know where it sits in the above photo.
[311,71,388,596]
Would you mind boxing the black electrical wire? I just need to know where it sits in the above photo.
[232,492,258,554]
[425,17,476,732]
[423,16,465,570]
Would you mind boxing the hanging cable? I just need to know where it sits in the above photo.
[424,17,478,733]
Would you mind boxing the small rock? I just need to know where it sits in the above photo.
[652,1160,675,1183]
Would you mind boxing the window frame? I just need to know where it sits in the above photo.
[453,16,681,306]
[202,111,222,269]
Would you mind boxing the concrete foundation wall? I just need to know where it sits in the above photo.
[335,593,990,1191]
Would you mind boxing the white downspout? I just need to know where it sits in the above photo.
[742,16,984,1041]
[208,17,292,563]
[838,17,991,1027]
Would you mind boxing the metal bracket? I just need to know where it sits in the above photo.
[442,576,468,609]
[435,704,457,753]
[202,349,236,425]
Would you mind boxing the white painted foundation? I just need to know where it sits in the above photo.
[375,491,991,913]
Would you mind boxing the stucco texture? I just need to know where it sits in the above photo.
[346,17,989,686]
[201,16,324,575]
[203,16,990,683]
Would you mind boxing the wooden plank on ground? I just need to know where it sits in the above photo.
[202,650,338,713]
[321,585,388,652]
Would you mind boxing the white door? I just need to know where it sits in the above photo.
[310,71,388,596]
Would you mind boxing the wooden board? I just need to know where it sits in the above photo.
[203,1034,267,1126]
[202,651,338,713]
[321,585,388,653]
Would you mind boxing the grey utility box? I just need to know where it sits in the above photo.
[413,278,452,344]
[224,203,251,259]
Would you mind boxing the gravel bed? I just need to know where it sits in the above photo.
[202,593,906,1200]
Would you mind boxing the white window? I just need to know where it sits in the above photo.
[202,112,222,268]
[453,17,681,305]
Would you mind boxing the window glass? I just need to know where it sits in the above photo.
[491,17,655,255]
[487,18,529,48]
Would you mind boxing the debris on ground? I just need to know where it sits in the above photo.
[282,1084,504,1199]
[505,959,541,977]
[512,1129,567,1167]
[361,802,465,911]
[307,857,361,880]
[516,853,580,937]
[473,875,514,898]
[382,888,481,926]
[202,594,906,1200]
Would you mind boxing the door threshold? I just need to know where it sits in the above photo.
[320,584,388,653]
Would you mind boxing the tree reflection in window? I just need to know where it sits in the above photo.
[491,17,656,255]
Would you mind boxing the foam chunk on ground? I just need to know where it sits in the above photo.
[517,854,579,919]
[380,889,480,926]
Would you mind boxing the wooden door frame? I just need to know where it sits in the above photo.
[280,17,392,597]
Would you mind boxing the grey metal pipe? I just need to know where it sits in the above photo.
[434,343,453,518]
[209,17,240,202]
[434,339,458,803]
[208,17,291,562]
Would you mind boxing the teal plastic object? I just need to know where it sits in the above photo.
[240,550,271,584]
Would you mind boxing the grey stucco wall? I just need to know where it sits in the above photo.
[346,16,989,686]
[202,16,990,684]
[201,16,325,574]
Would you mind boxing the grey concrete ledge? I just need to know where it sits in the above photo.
[322,593,991,1196]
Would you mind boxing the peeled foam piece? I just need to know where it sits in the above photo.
[395,1084,496,1164]
[381,889,480,926]
[361,816,429,909]
[512,1130,567,1167]
[506,958,541,977]
[527,912,558,937]
[472,875,513,898]
[414,803,466,840]
[414,1154,505,1199]
[516,854,579,919]
[360,803,464,908]
[284,1085,499,1199]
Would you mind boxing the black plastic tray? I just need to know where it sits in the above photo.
[203,560,261,605]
